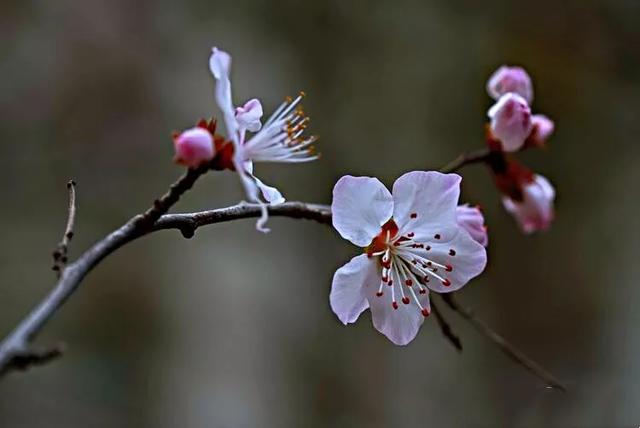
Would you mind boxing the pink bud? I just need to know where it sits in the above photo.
[527,114,555,147]
[456,204,488,247]
[173,127,215,168]
[488,93,533,152]
[235,98,263,133]
[487,65,533,103]
[502,174,555,233]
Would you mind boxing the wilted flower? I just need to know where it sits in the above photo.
[209,47,318,232]
[330,171,487,345]
[456,204,488,247]
[173,127,215,168]
[488,93,533,152]
[487,65,533,104]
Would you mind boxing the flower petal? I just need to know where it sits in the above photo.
[417,227,487,293]
[235,98,263,133]
[364,267,431,346]
[331,176,394,247]
[392,171,461,241]
[456,204,488,247]
[253,175,285,205]
[209,47,238,142]
[330,254,376,325]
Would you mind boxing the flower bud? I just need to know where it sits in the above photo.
[488,93,533,152]
[173,127,215,168]
[456,204,488,247]
[502,174,555,233]
[487,65,533,103]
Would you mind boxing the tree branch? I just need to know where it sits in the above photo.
[52,180,77,276]
[430,300,463,352]
[0,149,564,392]
[439,147,490,174]
[440,293,566,391]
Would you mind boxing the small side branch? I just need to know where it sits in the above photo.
[439,148,490,174]
[430,300,463,352]
[52,180,77,276]
[441,293,566,391]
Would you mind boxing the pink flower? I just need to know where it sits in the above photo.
[488,93,533,152]
[456,204,488,247]
[209,47,318,232]
[526,114,555,147]
[330,171,487,345]
[502,174,555,233]
[173,127,215,168]
[487,65,533,103]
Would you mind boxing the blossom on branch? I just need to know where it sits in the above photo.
[173,127,216,168]
[330,171,487,345]
[209,47,319,232]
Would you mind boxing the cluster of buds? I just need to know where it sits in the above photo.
[485,66,556,233]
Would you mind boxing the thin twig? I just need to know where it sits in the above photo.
[439,147,490,174]
[52,180,77,276]
[430,300,463,352]
[440,293,566,391]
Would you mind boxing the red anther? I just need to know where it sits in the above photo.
[387,280,393,286]
[376,291,384,297]
[419,289,426,294]
[407,232,415,238]
[392,301,399,310]
[381,260,391,269]
[423,276,430,283]
[410,213,418,219]
[442,279,451,287]
[421,308,431,317]
[411,260,417,265]
[426,246,431,251]
[402,297,410,305]
[405,279,413,286]
[445,264,453,272]
[382,275,388,282]
[449,249,456,256]
[426,261,432,266]
[434,234,441,240]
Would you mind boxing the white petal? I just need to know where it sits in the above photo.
[364,265,431,346]
[331,176,394,247]
[330,254,376,325]
[392,171,461,241]
[253,176,285,205]
[209,47,238,142]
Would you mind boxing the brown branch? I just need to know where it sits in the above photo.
[439,147,490,174]
[440,293,566,391]
[430,300,463,352]
[0,148,562,391]
[52,180,77,276]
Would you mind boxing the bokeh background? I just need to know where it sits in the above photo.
[1,0,639,426]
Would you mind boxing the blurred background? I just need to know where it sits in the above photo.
[1,0,639,426]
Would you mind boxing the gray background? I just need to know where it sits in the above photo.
[1,0,639,426]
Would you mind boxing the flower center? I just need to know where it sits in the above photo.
[365,215,458,317]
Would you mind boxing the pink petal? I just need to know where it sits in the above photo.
[487,65,533,103]
[364,270,431,346]
[330,254,376,325]
[420,228,487,294]
[456,204,488,247]
[488,93,533,152]
[173,127,215,168]
[209,47,238,142]
[530,114,555,144]
[502,174,555,233]
[391,171,461,241]
[235,98,263,133]
[331,176,394,247]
